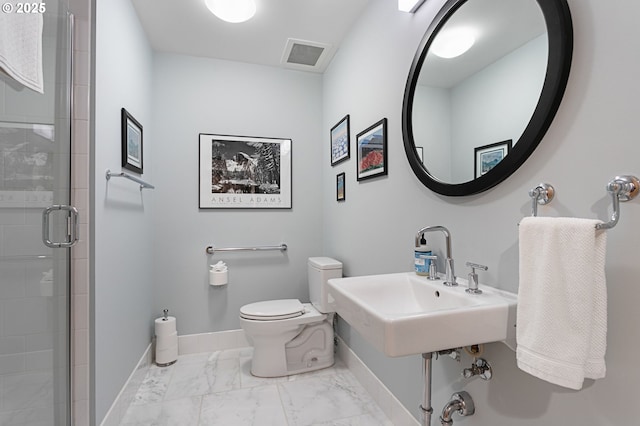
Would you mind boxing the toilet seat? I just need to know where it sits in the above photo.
[240,299,305,321]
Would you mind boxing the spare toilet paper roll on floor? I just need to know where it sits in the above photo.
[155,316,178,366]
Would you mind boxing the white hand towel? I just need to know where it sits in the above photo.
[516,216,607,390]
[0,10,44,93]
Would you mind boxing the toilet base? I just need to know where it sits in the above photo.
[250,319,335,378]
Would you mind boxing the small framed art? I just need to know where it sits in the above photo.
[474,139,512,178]
[336,172,346,201]
[199,133,292,209]
[330,114,350,166]
[121,108,143,174]
[356,118,387,181]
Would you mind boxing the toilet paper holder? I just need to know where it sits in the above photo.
[155,309,178,367]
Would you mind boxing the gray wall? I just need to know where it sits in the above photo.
[150,53,324,334]
[323,0,640,424]
[92,0,154,422]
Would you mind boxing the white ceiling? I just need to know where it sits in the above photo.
[130,0,371,73]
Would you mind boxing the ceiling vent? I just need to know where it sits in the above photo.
[281,38,334,73]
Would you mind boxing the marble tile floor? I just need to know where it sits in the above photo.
[120,347,394,426]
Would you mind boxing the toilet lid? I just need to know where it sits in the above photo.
[240,299,305,320]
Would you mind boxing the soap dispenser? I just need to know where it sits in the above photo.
[414,234,432,277]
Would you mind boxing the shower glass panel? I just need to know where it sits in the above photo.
[0,1,73,425]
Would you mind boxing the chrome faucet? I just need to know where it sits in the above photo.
[415,225,457,286]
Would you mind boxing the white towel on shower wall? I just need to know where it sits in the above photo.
[516,216,607,390]
[0,10,44,93]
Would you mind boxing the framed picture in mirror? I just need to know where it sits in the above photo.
[474,140,512,179]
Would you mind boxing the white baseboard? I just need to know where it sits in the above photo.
[99,344,152,426]
[335,336,420,426]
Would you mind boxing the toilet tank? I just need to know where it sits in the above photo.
[308,257,342,313]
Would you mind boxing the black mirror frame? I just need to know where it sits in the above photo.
[402,0,573,196]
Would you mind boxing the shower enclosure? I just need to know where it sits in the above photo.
[0,1,75,424]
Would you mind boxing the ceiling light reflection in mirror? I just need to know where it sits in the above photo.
[431,28,476,58]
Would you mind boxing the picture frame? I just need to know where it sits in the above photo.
[356,118,387,181]
[121,108,143,174]
[336,172,346,201]
[199,133,292,209]
[330,114,350,166]
[474,139,512,179]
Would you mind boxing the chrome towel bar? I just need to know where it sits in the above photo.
[106,169,155,190]
[526,175,639,230]
[205,243,288,255]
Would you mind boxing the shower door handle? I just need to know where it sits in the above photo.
[42,205,79,248]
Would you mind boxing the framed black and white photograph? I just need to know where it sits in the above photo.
[336,172,346,201]
[199,134,292,209]
[474,139,512,178]
[330,114,350,166]
[356,118,387,181]
[121,108,143,174]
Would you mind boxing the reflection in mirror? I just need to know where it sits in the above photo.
[414,0,546,184]
[403,0,572,196]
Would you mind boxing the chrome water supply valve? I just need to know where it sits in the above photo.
[462,357,492,380]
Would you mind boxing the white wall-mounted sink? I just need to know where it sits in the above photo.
[327,272,517,357]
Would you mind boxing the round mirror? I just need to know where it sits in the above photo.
[402,0,572,196]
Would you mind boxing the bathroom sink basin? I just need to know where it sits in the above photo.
[327,272,517,357]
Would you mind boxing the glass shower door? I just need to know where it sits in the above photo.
[0,1,74,425]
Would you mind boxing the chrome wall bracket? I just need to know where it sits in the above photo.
[528,183,555,216]
[596,175,639,230]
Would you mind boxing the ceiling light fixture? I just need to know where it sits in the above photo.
[430,28,476,59]
[205,0,256,23]
[398,0,426,13]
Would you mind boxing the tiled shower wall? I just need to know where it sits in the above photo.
[70,1,91,424]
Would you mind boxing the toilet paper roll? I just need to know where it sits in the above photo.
[209,269,228,286]
[155,316,177,337]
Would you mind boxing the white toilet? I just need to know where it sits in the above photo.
[239,257,342,377]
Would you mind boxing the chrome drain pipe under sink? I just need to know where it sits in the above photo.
[439,391,475,425]
[420,353,434,426]
[420,352,476,426]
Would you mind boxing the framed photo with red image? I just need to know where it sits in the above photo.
[356,118,387,181]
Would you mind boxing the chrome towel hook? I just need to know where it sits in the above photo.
[595,175,639,230]
[528,183,555,216]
